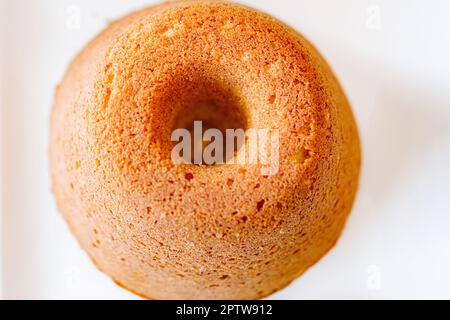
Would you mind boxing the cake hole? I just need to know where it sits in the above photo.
[185,172,194,181]
[172,95,248,165]
[256,199,265,211]
[292,147,312,164]
[268,94,276,104]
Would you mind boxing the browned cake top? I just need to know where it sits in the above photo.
[50,0,360,299]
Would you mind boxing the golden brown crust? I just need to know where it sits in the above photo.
[50,0,360,300]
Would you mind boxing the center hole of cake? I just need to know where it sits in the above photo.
[172,99,248,165]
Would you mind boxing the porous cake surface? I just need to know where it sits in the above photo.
[50,0,360,299]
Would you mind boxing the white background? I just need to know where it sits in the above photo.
[1,0,450,299]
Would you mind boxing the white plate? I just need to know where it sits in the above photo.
[1,0,450,299]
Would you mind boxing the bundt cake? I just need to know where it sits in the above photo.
[50,0,360,299]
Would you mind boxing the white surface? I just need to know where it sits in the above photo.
[1,0,450,300]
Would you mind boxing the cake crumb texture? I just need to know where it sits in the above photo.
[50,0,361,300]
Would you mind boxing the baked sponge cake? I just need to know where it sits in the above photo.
[50,0,360,299]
